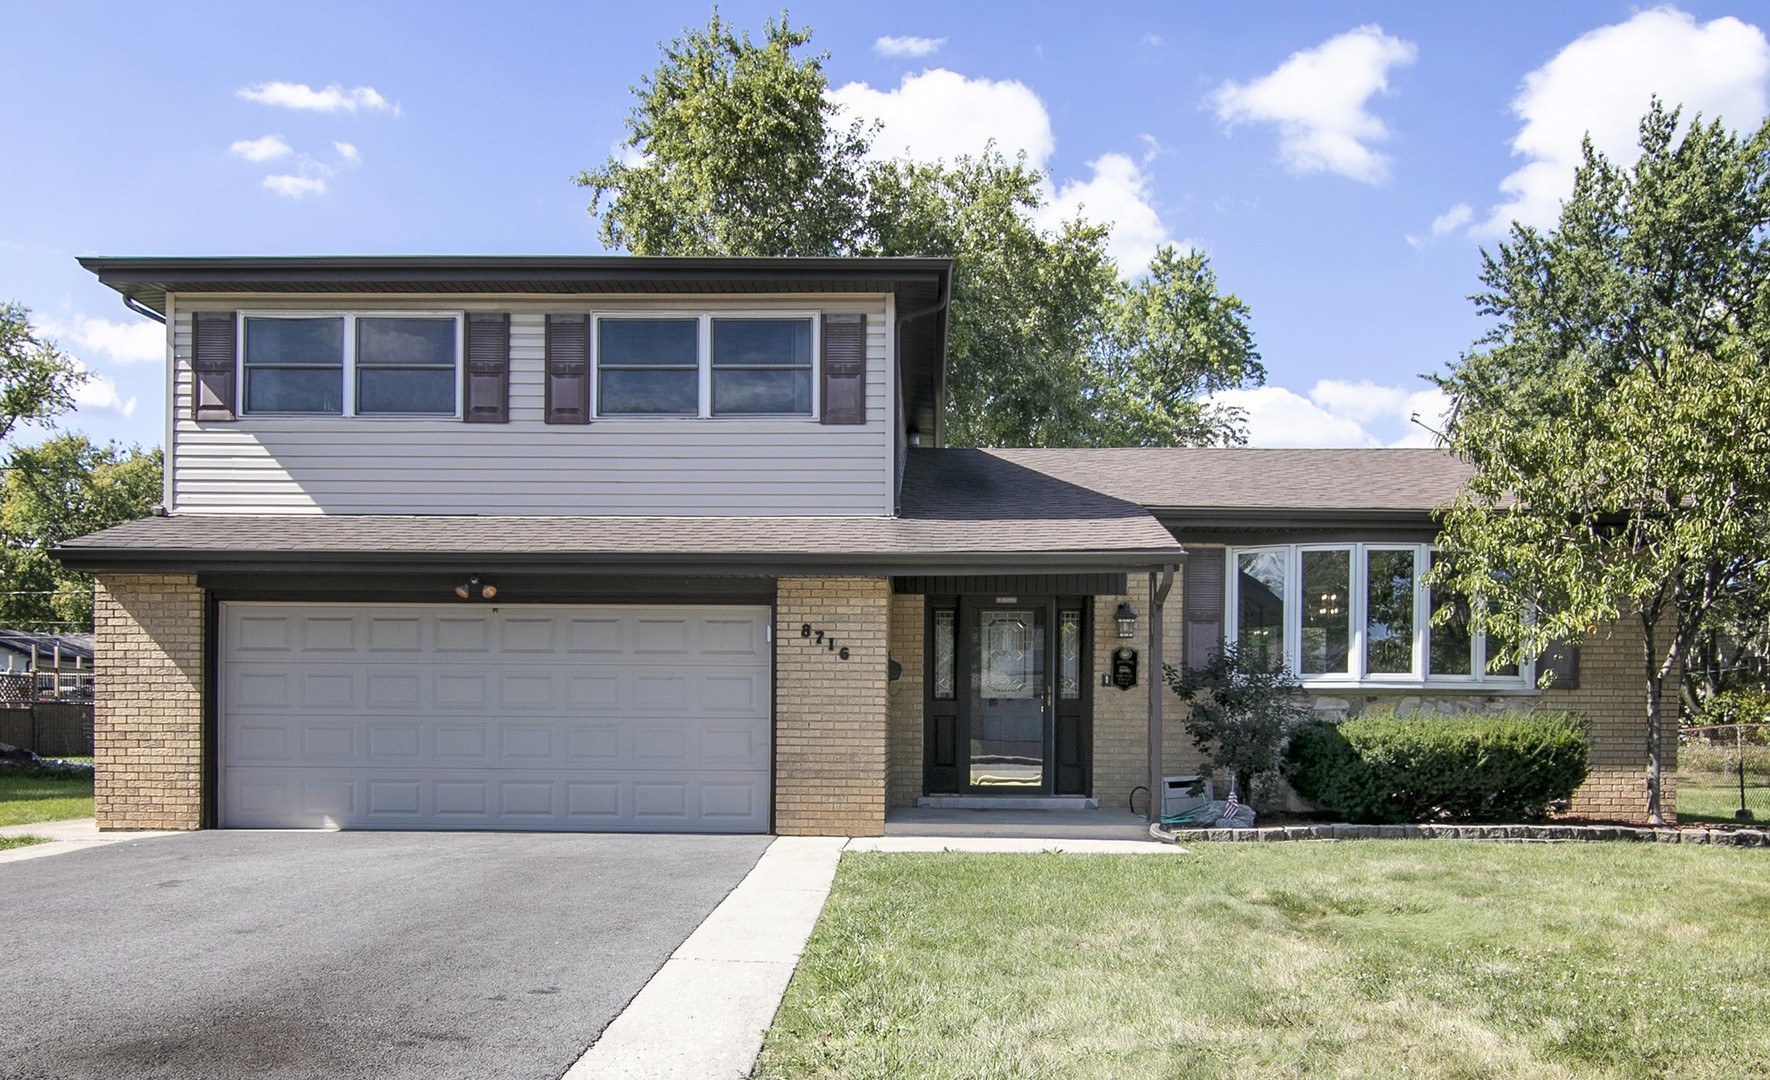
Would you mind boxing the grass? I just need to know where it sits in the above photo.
[0,771,94,827]
[1678,771,1770,824]
[0,835,46,851]
[756,843,1770,1080]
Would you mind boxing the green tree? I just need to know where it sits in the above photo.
[575,12,1264,447]
[0,435,161,632]
[1430,102,1770,823]
[1,302,86,448]
[573,11,870,257]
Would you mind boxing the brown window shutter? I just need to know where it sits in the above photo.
[191,311,237,421]
[820,313,866,425]
[1183,550,1226,670]
[1538,638,1580,689]
[463,313,510,423]
[545,315,590,424]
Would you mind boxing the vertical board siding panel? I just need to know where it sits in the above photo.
[171,298,894,515]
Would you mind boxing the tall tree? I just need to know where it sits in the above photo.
[575,12,1265,447]
[1,302,86,448]
[1431,103,1770,823]
[0,435,161,633]
[573,11,870,257]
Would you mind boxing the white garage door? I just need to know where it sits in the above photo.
[220,603,772,832]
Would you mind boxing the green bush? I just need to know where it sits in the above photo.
[1283,711,1590,823]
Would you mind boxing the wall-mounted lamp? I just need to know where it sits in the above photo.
[454,576,498,601]
[1114,602,1138,639]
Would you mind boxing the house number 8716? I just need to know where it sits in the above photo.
[800,623,851,660]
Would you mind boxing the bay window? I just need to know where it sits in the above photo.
[1225,543,1529,686]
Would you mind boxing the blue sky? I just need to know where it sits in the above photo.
[3,1,1766,451]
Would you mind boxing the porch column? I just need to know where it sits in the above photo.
[1147,565,1176,824]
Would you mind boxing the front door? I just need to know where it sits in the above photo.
[922,596,1091,797]
[969,605,1048,790]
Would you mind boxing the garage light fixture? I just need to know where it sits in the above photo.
[454,576,498,601]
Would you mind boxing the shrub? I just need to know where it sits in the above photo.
[1283,711,1589,823]
[1163,646,1314,806]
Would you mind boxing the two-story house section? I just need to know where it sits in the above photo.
[59,255,1673,838]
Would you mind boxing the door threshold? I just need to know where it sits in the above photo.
[916,795,1099,811]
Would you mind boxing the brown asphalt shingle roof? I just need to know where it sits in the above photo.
[55,447,1471,569]
[982,447,1471,512]
[55,450,1182,568]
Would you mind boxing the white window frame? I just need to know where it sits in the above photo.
[236,310,465,419]
[1223,543,1533,690]
[591,311,821,420]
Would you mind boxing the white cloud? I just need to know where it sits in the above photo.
[1405,202,1475,248]
[229,134,291,162]
[1210,379,1448,447]
[1036,152,1173,270]
[262,174,328,198]
[64,358,137,418]
[62,315,162,365]
[1213,25,1417,183]
[1141,34,1165,47]
[830,69,1172,271]
[236,81,399,115]
[1478,7,1770,236]
[832,68,1054,166]
[873,35,944,59]
[333,141,360,163]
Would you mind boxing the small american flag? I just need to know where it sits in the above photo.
[1222,784,1240,823]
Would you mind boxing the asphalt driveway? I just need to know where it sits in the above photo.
[0,830,772,1080]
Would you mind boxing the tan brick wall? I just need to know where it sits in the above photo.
[1091,574,1203,814]
[93,573,206,831]
[1543,618,1679,822]
[886,593,923,808]
[774,576,890,836]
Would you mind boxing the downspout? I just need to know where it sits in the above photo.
[123,294,166,326]
[1147,563,1177,825]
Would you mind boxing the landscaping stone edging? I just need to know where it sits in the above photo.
[1151,821,1770,846]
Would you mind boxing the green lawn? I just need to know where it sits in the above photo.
[1678,772,1770,824]
[0,772,94,827]
[757,844,1770,1080]
[0,835,46,851]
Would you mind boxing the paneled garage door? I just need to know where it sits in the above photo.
[219,603,772,832]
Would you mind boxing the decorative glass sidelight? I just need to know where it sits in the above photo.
[1059,609,1082,699]
[932,608,956,700]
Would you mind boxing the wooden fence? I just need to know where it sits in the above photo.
[0,703,95,757]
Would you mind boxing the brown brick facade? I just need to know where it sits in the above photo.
[774,576,891,836]
[92,573,206,831]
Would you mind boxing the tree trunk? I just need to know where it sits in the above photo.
[1642,610,1664,825]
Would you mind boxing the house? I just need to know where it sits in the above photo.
[0,630,95,700]
[56,255,1672,835]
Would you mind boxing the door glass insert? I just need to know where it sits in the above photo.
[972,608,1046,788]
[931,608,956,700]
[1058,609,1082,699]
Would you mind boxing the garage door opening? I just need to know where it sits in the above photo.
[218,603,772,833]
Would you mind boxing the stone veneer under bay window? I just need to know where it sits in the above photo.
[1226,543,1531,689]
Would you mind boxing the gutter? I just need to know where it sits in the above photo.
[122,294,166,325]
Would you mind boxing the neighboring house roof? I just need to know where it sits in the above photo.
[0,630,95,666]
[984,447,1471,528]
[54,450,1183,574]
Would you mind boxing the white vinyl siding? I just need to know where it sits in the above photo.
[168,296,891,515]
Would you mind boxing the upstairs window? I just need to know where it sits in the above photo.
[1225,543,1529,687]
[593,313,817,418]
[241,312,460,417]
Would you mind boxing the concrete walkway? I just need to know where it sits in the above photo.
[565,830,1183,1079]
[0,818,177,865]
